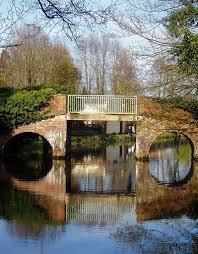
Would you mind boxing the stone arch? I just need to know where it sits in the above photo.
[0,115,67,157]
[3,131,53,156]
[136,116,198,160]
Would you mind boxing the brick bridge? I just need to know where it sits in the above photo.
[0,95,197,160]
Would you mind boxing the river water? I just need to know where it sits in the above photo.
[0,134,197,254]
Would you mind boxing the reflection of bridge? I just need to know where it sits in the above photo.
[136,160,198,221]
[0,95,197,160]
[71,145,136,194]
[65,195,135,224]
[0,158,197,232]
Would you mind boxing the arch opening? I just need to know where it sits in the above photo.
[3,132,52,180]
[149,132,193,185]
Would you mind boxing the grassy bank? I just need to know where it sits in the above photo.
[71,134,135,151]
[152,132,189,145]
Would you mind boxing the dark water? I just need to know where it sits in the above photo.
[0,135,197,254]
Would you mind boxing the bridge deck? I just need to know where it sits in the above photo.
[67,113,138,121]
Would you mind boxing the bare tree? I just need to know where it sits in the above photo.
[0,0,32,48]
[77,35,113,94]
[33,0,118,42]
[146,57,197,98]
[0,24,80,88]
[0,0,120,48]
[111,46,142,95]
[96,0,198,99]
[77,35,142,95]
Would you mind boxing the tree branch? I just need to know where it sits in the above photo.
[0,42,22,48]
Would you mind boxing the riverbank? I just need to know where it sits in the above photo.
[71,134,135,151]
[152,132,188,144]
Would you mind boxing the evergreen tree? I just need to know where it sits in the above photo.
[164,0,198,76]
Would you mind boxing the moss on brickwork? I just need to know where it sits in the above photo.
[139,96,197,123]
[155,97,198,119]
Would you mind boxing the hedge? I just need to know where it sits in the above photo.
[0,84,75,129]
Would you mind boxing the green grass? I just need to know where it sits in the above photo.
[152,133,188,144]
[71,134,135,151]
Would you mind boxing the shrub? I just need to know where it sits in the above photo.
[155,97,198,119]
[0,88,55,129]
[51,84,76,95]
[25,83,76,95]
[0,84,75,129]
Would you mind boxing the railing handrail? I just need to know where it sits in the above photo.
[67,95,138,98]
[67,94,138,115]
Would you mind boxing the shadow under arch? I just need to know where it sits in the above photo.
[148,131,194,186]
[3,132,53,181]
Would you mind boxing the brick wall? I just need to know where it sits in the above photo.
[49,95,67,114]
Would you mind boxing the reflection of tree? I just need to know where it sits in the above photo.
[173,142,192,164]
[0,183,63,225]
[0,159,67,241]
[0,181,65,241]
[111,217,198,254]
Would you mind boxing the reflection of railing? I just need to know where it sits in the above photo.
[65,196,135,224]
[67,95,138,114]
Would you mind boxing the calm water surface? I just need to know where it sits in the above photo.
[0,136,197,254]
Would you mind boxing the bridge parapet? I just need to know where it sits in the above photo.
[67,95,138,115]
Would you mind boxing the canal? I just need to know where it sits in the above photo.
[0,133,197,254]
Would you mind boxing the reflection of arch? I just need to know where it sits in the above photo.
[149,131,194,160]
[149,160,194,186]
[149,131,193,185]
[136,160,198,221]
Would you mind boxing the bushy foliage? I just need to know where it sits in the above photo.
[0,87,15,98]
[44,84,76,95]
[0,84,75,129]
[164,0,198,76]
[71,134,135,152]
[156,97,198,119]
[25,83,76,95]
[0,88,52,129]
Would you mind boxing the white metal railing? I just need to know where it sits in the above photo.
[67,95,138,115]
